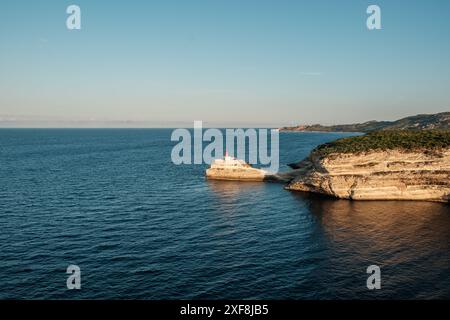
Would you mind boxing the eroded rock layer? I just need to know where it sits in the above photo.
[286,149,450,202]
[206,167,266,181]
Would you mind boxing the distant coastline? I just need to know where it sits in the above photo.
[280,112,450,133]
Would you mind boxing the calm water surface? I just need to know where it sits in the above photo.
[0,129,449,299]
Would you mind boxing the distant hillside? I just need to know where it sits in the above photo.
[280,112,450,132]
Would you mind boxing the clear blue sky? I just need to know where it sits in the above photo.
[1,0,449,127]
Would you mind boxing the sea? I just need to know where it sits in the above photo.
[0,129,449,299]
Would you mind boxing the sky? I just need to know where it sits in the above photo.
[0,0,450,127]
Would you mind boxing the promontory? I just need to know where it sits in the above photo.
[285,130,450,202]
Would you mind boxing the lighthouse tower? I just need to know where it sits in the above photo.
[224,150,232,162]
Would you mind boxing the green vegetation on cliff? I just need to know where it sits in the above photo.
[313,130,450,156]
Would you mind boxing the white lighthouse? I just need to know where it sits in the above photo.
[206,150,268,181]
[224,150,233,162]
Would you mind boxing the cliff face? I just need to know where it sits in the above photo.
[206,167,266,181]
[286,149,450,202]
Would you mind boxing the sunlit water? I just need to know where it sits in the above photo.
[0,129,449,299]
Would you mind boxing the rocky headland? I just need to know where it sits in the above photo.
[285,130,450,202]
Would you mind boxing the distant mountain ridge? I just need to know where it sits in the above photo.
[280,112,450,132]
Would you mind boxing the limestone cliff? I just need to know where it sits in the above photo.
[286,148,450,202]
[206,166,266,181]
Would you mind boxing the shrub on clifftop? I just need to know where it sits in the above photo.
[313,130,450,156]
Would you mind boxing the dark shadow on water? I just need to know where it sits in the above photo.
[287,190,450,298]
[203,181,450,298]
[290,191,450,253]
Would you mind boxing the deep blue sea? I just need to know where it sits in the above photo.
[0,129,449,299]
